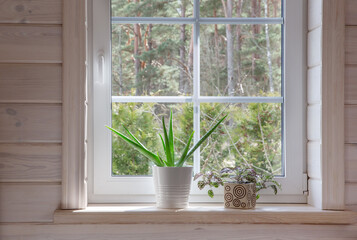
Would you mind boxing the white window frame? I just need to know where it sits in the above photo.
[88,0,306,203]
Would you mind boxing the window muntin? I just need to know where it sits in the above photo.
[111,0,283,176]
[89,0,306,203]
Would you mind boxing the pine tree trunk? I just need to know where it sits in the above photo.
[188,27,194,82]
[134,23,142,96]
[118,27,123,95]
[147,24,153,94]
[179,2,187,94]
[251,0,258,81]
[224,0,234,96]
[134,0,142,96]
[264,0,274,92]
[214,8,219,59]
[236,0,243,94]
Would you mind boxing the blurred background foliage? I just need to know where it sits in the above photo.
[110,0,282,176]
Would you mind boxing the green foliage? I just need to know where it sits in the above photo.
[194,164,281,198]
[111,100,281,176]
[199,98,282,175]
[109,1,283,176]
[108,107,227,168]
[111,1,282,97]
[111,103,159,175]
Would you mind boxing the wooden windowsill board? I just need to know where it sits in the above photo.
[54,204,357,225]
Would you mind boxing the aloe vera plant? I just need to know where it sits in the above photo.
[106,111,227,167]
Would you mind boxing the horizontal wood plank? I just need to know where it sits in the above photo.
[0,104,62,143]
[345,144,357,183]
[54,204,356,225]
[0,0,62,24]
[346,183,357,205]
[0,64,62,103]
[346,26,357,65]
[0,183,61,222]
[1,223,357,240]
[345,105,357,143]
[345,65,357,104]
[0,25,61,63]
[346,0,357,26]
[0,143,61,182]
[346,204,357,212]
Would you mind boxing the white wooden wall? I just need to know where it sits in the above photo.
[345,0,357,211]
[0,0,356,239]
[0,0,62,222]
[307,0,323,209]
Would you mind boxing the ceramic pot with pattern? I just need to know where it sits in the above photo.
[223,182,256,209]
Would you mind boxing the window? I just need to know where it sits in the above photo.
[88,0,306,203]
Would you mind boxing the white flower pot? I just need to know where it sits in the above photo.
[152,166,193,209]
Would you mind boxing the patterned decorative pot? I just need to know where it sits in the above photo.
[152,166,193,209]
[224,182,256,209]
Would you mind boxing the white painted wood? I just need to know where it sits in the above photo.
[345,0,357,26]
[1,223,357,240]
[307,65,322,104]
[345,105,357,143]
[345,144,357,182]
[308,179,322,209]
[307,104,321,141]
[0,64,62,103]
[0,25,62,63]
[345,183,357,205]
[0,183,61,222]
[345,65,357,104]
[0,143,61,182]
[307,141,321,180]
[308,0,322,30]
[321,0,345,210]
[346,26,357,65]
[0,0,62,24]
[62,0,87,210]
[0,104,62,143]
[307,26,322,67]
[91,0,307,204]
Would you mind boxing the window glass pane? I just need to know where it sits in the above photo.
[111,0,193,18]
[112,24,193,96]
[200,102,282,175]
[112,102,193,176]
[200,0,281,18]
[200,24,281,96]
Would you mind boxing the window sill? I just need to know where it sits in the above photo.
[54,204,357,225]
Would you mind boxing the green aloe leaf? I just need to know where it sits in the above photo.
[162,117,173,167]
[175,131,194,167]
[184,114,228,162]
[159,134,166,153]
[169,110,175,165]
[106,126,164,167]
[123,125,148,150]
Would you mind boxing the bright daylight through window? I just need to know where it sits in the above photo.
[90,0,306,203]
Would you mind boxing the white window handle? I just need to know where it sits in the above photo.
[97,54,105,84]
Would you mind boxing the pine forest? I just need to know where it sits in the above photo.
[110,0,283,176]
